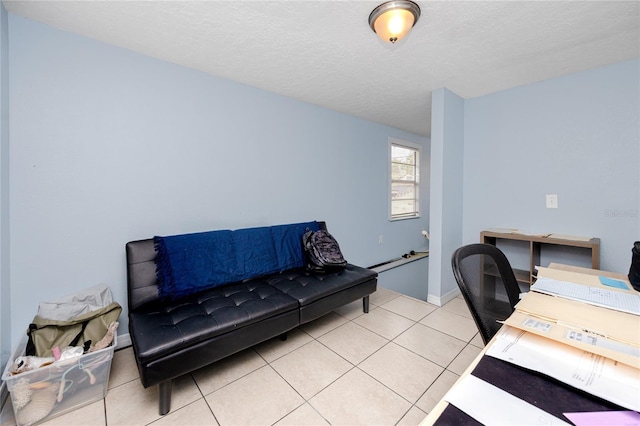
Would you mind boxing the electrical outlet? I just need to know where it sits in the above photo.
[546,194,558,209]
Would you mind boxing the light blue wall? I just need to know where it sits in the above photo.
[427,88,465,305]
[463,59,639,273]
[6,15,429,348]
[377,256,429,300]
[428,60,639,302]
[0,3,10,373]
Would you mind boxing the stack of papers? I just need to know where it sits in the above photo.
[546,233,593,242]
[440,266,640,425]
[531,276,640,315]
[504,292,639,367]
[486,326,640,411]
[492,267,640,411]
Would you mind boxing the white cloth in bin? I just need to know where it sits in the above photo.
[36,285,114,321]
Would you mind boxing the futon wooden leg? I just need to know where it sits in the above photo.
[159,380,172,415]
[363,295,370,313]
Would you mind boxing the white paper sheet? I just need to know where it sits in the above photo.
[487,326,640,411]
[444,374,571,425]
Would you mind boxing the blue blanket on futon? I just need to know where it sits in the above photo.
[154,221,320,300]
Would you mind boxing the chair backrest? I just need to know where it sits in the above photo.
[628,241,640,291]
[451,243,521,344]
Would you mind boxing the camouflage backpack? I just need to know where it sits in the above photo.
[302,229,347,272]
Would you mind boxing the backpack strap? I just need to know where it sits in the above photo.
[69,320,90,348]
[25,324,38,356]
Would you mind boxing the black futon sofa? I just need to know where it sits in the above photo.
[125,221,377,414]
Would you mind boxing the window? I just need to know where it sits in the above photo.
[390,139,420,220]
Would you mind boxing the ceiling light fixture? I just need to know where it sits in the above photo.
[369,0,421,44]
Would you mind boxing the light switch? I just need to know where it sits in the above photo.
[546,194,558,209]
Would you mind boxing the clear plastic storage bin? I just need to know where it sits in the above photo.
[2,334,116,426]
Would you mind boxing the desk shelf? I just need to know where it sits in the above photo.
[480,231,600,287]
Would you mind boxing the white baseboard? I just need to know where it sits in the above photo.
[427,287,460,307]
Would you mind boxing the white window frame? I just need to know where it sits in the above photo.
[389,138,421,221]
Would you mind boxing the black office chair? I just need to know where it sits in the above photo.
[451,243,522,344]
[628,241,640,291]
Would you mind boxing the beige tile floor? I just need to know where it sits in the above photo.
[1,288,483,426]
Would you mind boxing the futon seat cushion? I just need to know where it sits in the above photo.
[129,281,299,362]
[266,264,378,306]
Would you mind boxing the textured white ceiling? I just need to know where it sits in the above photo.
[4,0,639,136]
